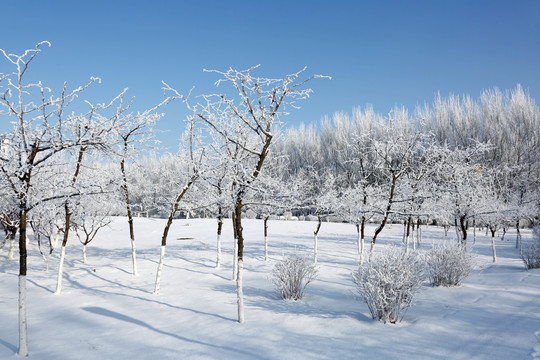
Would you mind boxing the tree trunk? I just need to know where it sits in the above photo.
[237,259,245,324]
[120,153,138,276]
[55,203,71,294]
[18,209,29,357]
[360,217,366,264]
[55,246,66,294]
[154,180,196,294]
[232,209,238,281]
[405,216,412,254]
[314,215,322,264]
[516,221,522,255]
[459,215,468,246]
[82,244,87,264]
[416,218,421,249]
[56,146,86,293]
[216,215,223,269]
[264,216,269,261]
[232,199,245,323]
[414,218,422,250]
[8,231,16,260]
[490,228,497,262]
[371,172,398,256]
[154,245,166,295]
[473,218,476,244]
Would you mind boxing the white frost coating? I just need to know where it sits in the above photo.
[8,237,15,260]
[18,275,28,357]
[237,259,245,324]
[154,245,166,295]
[232,237,238,281]
[55,246,66,294]
[131,239,138,276]
[82,244,87,264]
[314,234,318,264]
[216,234,221,269]
[264,235,268,262]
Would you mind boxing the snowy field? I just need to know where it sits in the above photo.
[1,217,539,359]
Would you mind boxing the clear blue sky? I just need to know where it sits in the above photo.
[1,0,539,152]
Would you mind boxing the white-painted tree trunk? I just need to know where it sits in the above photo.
[232,237,238,281]
[264,235,268,262]
[8,237,15,260]
[357,230,361,255]
[237,259,245,324]
[131,239,138,276]
[55,246,66,294]
[18,275,29,357]
[369,241,375,262]
[216,234,221,269]
[358,231,365,265]
[491,234,497,263]
[154,245,166,295]
[405,234,410,254]
[82,244,87,264]
[314,234,318,264]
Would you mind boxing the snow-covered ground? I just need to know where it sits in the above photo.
[1,217,539,359]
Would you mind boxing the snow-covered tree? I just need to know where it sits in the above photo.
[153,119,205,295]
[165,65,328,323]
[0,42,132,356]
[114,98,169,276]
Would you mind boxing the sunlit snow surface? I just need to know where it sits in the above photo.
[1,218,539,359]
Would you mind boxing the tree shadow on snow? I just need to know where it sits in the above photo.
[81,307,258,358]
[0,337,17,353]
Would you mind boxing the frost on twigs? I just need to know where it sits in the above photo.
[425,241,473,286]
[522,227,540,270]
[271,255,318,300]
[352,246,424,324]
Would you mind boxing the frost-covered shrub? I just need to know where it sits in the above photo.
[522,227,540,270]
[352,246,424,324]
[271,255,318,300]
[425,241,473,286]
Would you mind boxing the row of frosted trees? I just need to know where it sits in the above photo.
[125,85,539,264]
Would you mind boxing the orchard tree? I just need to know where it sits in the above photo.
[0,42,128,356]
[165,65,328,323]
[113,97,169,276]
[368,107,424,258]
[153,119,205,295]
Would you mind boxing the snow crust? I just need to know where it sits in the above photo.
[1,217,539,359]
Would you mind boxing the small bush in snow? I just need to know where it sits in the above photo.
[272,255,318,300]
[425,241,473,286]
[352,246,424,324]
[522,227,540,270]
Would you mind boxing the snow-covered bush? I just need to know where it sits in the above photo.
[352,246,424,324]
[522,227,540,270]
[425,241,473,286]
[271,255,318,300]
